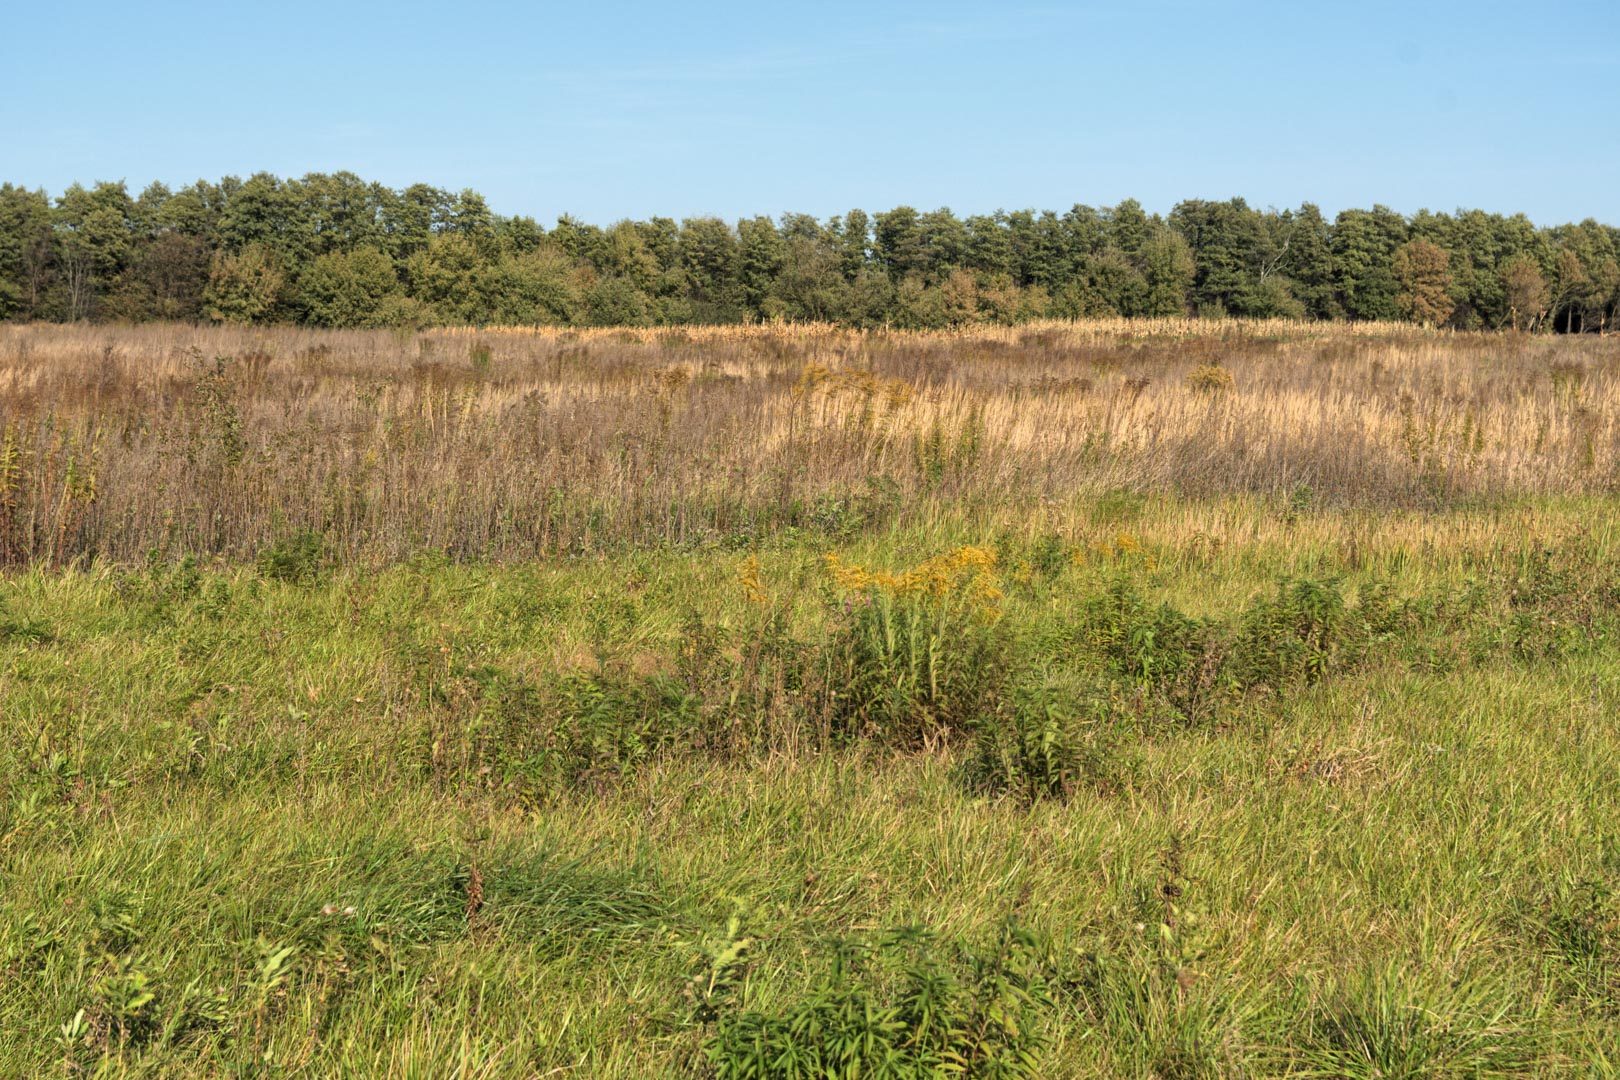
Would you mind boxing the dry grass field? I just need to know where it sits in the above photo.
[3,319,1618,567]
[3,320,1620,1077]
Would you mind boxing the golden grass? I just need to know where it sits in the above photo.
[1,319,1616,566]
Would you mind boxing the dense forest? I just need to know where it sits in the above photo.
[1,172,1616,331]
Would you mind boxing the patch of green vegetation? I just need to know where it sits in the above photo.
[3,500,1620,1074]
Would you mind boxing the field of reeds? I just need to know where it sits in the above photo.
[4,318,1619,567]
[3,320,1620,1077]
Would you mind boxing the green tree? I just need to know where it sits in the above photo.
[485,246,582,325]
[296,171,388,255]
[383,183,451,258]
[1332,206,1407,320]
[1547,221,1619,333]
[449,189,495,244]
[1137,228,1195,316]
[873,206,926,281]
[203,243,285,323]
[891,275,948,329]
[0,184,54,319]
[54,181,135,320]
[737,216,786,317]
[679,217,743,321]
[833,210,870,280]
[296,246,400,327]
[770,217,846,321]
[965,212,1014,278]
[1169,198,1284,316]
[218,173,297,260]
[404,233,490,323]
[917,208,968,281]
[1077,247,1147,316]
[583,275,650,326]
[1104,198,1151,255]
[1271,204,1336,318]
[152,180,222,241]
[134,232,210,320]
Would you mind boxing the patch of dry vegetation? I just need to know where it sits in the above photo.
[2,319,1617,567]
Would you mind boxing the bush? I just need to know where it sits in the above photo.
[820,547,1010,747]
[255,528,326,584]
[701,923,1050,1079]
[1075,576,1208,688]
[546,669,699,791]
[1227,576,1357,690]
[962,673,1133,804]
[1186,361,1234,393]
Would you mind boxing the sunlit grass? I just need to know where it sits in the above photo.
[4,496,1619,1075]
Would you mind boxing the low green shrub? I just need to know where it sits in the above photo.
[1227,576,1358,690]
[1074,575,1206,689]
[255,528,326,584]
[820,547,1010,748]
[962,673,1134,804]
[701,923,1050,1079]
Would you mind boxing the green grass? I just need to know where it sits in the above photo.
[3,497,1620,1076]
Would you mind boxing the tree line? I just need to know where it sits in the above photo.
[1,171,1615,332]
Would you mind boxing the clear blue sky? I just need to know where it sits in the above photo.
[3,0,1615,226]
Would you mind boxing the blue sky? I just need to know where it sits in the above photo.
[2,0,1615,226]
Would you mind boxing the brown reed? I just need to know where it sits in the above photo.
[1,319,1616,566]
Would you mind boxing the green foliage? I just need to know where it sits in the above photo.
[1228,576,1357,689]
[702,923,1051,1080]
[419,657,702,801]
[203,243,284,323]
[7,512,1620,1073]
[821,554,1009,748]
[4,172,1616,329]
[296,245,400,328]
[542,668,698,791]
[962,672,1135,804]
[254,527,325,583]
[1288,965,1548,1079]
[1075,576,1207,688]
[1482,542,1620,661]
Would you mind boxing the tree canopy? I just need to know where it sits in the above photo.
[1,174,1615,332]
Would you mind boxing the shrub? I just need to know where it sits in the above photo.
[1228,576,1357,690]
[1026,532,1072,579]
[702,923,1050,1079]
[255,528,326,584]
[820,547,1010,747]
[1186,361,1235,393]
[1075,576,1207,688]
[962,673,1134,804]
[532,669,698,796]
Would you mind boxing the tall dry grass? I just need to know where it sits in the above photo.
[1,318,1617,566]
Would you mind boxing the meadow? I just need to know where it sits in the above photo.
[3,320,1620,1077]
